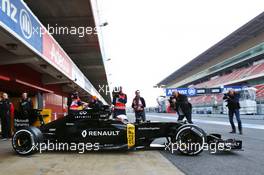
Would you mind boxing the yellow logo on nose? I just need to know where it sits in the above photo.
[127,124,135,148]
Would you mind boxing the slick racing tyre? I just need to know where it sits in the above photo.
[12,127,43,155]
[173,124,206,156]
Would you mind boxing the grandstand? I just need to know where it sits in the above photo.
[256,84,264,100]
[188,57,264,114]
[157,12,264,114]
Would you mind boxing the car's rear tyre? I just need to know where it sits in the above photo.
[173,124,206,156]
[12,127,43,155]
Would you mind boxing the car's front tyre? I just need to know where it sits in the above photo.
[172,124,206,156]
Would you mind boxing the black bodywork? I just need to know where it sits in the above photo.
[12,106,243,155]
[39,108,181,149]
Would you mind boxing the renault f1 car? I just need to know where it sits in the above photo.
[12,106,242,156]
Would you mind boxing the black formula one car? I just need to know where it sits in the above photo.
[12,106,242,156]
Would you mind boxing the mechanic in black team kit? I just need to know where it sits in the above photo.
[0,93,14,140]
[132,90,146,123]
[19,92,33,125]
[112,87,127,118]
[169,91,193,124]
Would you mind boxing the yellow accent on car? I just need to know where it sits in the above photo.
[127,124,135,148]
[33,109,52,126]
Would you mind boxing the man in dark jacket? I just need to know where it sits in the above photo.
[223,90,242,134]
[132,90,146,123]
[169,91,193,124]
[19,92,33,125]
[0,93,14,140]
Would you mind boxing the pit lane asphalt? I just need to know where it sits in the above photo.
[0,118,184,175]
[0,143,184,175]
[127,113,264,175]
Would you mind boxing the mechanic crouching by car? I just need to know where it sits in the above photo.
[0,93,14,140]
[112,87,127,118]
[19,92,33,125]
[223,89,242,134]
[132,90,146,123]
[169,91,193,124]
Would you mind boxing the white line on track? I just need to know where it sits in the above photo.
[146,114,264,130]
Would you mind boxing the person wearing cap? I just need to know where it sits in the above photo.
[112,87,127,118]
[132,90,146,123]
[223,89,242,134]
[169,91,193,124]
[0,93,14,140]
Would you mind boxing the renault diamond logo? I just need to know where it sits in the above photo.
[81,130,87,138]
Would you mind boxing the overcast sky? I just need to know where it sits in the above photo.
[97,0,264,106]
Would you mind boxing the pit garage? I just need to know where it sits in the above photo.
[0,0,109,122]
[23,0,111,102]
